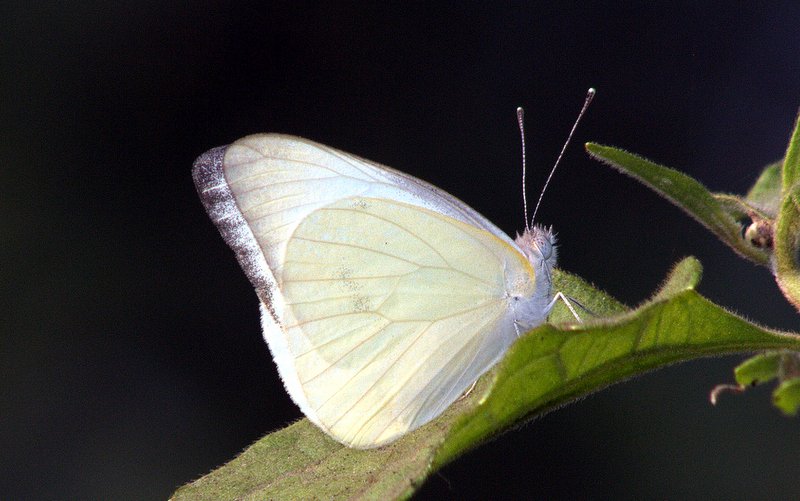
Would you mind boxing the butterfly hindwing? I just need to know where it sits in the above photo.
[277,195,525,446]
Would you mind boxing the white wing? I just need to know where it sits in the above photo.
[192,134,542,447]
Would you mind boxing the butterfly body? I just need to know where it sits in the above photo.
[193,133,557,447]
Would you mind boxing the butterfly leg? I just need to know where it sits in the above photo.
[458,380,479,401]
[549,291,583,323]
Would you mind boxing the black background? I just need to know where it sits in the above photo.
[4,2,800,500]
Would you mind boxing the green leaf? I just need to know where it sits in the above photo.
[774,111,800,310]
[718,350,800,416]
[170,258,800,501]
[774,378,800,415]
[745,160,783,217]
[734,352,783,386]
[585,143,771,266]
[585,112,800,423]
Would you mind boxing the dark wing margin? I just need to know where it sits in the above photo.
[192,145,281,324]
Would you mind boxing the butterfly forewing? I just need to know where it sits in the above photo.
[193,133,547,448]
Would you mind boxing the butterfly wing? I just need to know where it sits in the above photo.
[193,134,537,447]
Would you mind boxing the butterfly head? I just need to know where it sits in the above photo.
[515,225,557,277]
[507,225,558,330]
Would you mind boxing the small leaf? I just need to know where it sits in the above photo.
[734,352,782,387]
[649,253,701,302]
[714,351,800,413]
[774,110,800,310]
[781,109,800,193]
[710,351,786,406]
[585,143,771,266]
[745,160,783,217]
[171,258,800,501]
[773,378,800,415]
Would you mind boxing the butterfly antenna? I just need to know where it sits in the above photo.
[530,88,596,226]
[517,107,530,231]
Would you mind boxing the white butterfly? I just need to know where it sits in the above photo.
[193,134,564,448]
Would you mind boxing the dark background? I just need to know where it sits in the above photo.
[4,2,800,500]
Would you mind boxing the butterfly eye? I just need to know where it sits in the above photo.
[535,237,552,260]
